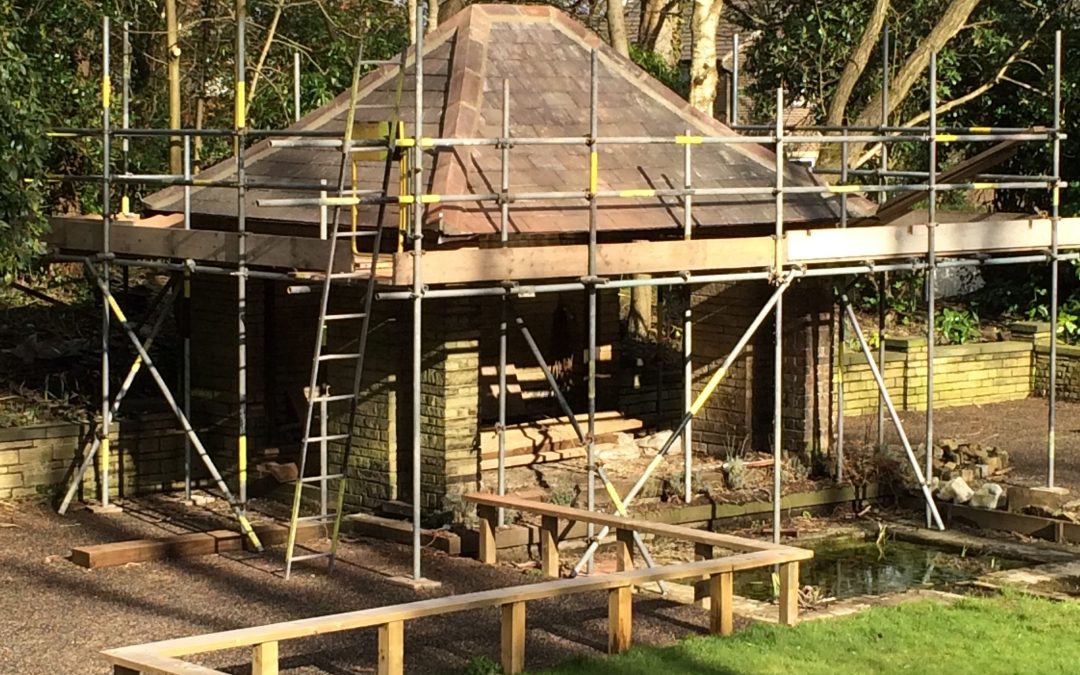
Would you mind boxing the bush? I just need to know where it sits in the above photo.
[935,307,980,345]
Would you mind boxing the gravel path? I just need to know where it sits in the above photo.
[0,500,717,674]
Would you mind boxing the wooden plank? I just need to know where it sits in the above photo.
[108,551,803,660]
[708,572,733,636]
[478,414,642,459]
[71,522,327,569]
[789,218,1080,264]
[46,217,353,273]
[607,586,632,654]
[464,493,806,554]
[478,447,587,472]
[615,529,634,572]
[778,562,799,626]
[103,649,226,675]
[251,642,278,675]
[477,505,498,565]
[377,621,404,675]
[500,602,526,675]
[539,515,559,578]
[344,514,461,556]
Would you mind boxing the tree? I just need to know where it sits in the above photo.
[689,0,724,113]
[638,0,681,67]
[608,0,631,57]
[0,3,48,280]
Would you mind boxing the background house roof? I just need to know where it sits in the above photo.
[146,4,862,240]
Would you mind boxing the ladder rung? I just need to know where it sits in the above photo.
[329,272,374,280]
[318,352,362,362]
[289,551,334,563]
[296,513,338,523]
[310,393,355,403]
[324,312,368,321]
[299,473,345,483]
[304,433,350,443]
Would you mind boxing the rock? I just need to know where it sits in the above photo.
[190,493,216,507]
[960,468,976,484]
[975,463,990,479]
[1009,485,1070,514]
[937,477,975,504]
[997,449,1010,468]
[971,483,1004,510]
[638,430,682,456]
[940,438,959,452]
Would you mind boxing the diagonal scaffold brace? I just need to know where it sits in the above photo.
[83,260,265,549]
[839,293,944,530]
[510,302,666,591]
[572,271,798,575]
[57,277,180,514]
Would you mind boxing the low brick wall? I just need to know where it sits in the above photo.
[0,408,189,502]
[1034,341,1080,402]
[839,337,1033,417]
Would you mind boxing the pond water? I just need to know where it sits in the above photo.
[735,537,1025,602]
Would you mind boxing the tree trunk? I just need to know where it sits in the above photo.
[608,0,631,58]
[825,0,888,127]
[640,0,681,66]
[428,0,440,33]
[689,0,724,114]
[408,0,417,45]
[847,0,982,159]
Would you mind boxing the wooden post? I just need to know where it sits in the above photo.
[614,528,634,572]
[708,572,733,636]
[252,641,279,675]
[540,515,559,577]
[378,620,405,675]
[694,542,713,560]
[113,667,139,675]
[478,504,498,565]
[778,561,799,626]
[608,585,633,654]
[500,601,526,674]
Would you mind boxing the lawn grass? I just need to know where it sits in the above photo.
[536,593,1080,675]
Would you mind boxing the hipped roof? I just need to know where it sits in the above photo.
[145,4,863,239]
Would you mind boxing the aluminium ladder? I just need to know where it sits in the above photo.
[283,51,407,578]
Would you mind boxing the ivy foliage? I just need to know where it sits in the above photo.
[0,1,48,282]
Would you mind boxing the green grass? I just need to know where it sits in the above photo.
[536,593,1080,675]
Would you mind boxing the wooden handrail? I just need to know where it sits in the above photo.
[104,496,812,675]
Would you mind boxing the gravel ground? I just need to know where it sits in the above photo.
[0,499,719,675]
[844,397,1080,492]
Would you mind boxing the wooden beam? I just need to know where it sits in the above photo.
[252,642,278,675]
[778,562,799,626]
[378,621,404,675]
[539,515,560,578]
[615,529,635,572]
[708,572,733,636]
[607,586,632,654]
[694,542,714,561]
[45,217,353,273]
[500,602,526,674]
[477,504,498,565]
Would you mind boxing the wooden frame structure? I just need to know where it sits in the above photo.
[103,496,811,674]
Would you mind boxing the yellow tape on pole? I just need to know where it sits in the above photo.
[106,294,128,323]
[420,194,441,204]
[235,81,246,128]
[102,75,111,109]
[934,134,958,143]
[100,436,110,481]
[690,365,729,416]
[589,151,598,195]
[827,185,862,193]
[675,135,703,145]
[238,434,247,488]
[971,182,995,190]
[619,189,656,198]
[968,127,992,134]
[603,478,630,516]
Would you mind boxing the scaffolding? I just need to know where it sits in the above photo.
[44,3,1070,582]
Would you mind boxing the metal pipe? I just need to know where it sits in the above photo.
[512,311,587,444]
[877,26,889,447]
[236,0,249,511]
[497,77,510,526]
[121,21,131,215]
[586,48,599,575]
[731,34,740,126]
[183,267,192,500]
[772,87,783,546]
[841,295,944,529]
[1049,30,1062,487]
[572,274,797,574]
[100,16,113,509]
[293,50,302,122]
[925,52,938,528]
[682,129,693,503]
[411,1,426,581]
[837,300,845,482]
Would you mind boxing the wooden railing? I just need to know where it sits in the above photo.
[103,496,811,675]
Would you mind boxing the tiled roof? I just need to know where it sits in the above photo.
[145,4,861,239]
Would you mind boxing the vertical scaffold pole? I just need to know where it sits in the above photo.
[586,49,599,574]
[876,25,890,447]
[497,78,510,526]
[682,130,693,504]
[100,16,113,508]
[1048,30,1062,487]
[294,50,302,122]
[236,0,249,511]
[925,53,939,528]
[183,137,192,499]
[773,87,784,545]
[121,22,130,215]
[411,1,427,581]
[731,34,740,126]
